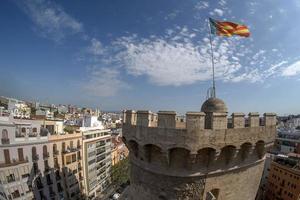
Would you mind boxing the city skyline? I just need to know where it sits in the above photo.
[1,0,300,114]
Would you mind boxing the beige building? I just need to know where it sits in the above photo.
[265,155,300,200]
[122,98,277,200]
[80,127,112,199]
[0,115,85,200]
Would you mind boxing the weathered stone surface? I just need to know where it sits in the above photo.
[122,99,276,200]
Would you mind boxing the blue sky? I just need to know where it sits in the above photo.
[0,0,300,114]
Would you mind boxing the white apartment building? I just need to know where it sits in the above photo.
[0,97,30,119]
[0,115,85,200]
[80,127,112,200]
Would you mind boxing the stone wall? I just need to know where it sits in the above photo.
[128,160,264,200]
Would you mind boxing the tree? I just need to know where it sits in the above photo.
[111,157,130,187]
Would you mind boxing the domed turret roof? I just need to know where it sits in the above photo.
[201,97,228,113]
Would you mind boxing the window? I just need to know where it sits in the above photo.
[11,190,20,198]
[1,129,9,144]
[21,127,26,133]
[18,148,24,161]
[2,129,8,138]
[4,149,10,164]
[72,154,76,162]
[7,174,15,183]
[53,144,57,154]
[32,146,38,161]
[32,127,37,133]
[43,145,48,158]
[62,142,65,152]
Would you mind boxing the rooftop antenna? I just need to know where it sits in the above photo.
[207,18,216,99]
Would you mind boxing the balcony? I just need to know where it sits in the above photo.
[62,147,80,154]
[7,176,15,183]
[43,153,50,159]
[53,150,59,156]
[96,149,106,155]
[0,158,29,168]
[28,132,38,137]
[1,138,10,144]
[32,154,39,162]
[54,163,60,169]
[44,166,51,173]
[15,132,25,138]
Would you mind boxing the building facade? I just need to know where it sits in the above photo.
[265,156,300,200]
[0,116,85,200]
[81,127,112,199]
[111,136,128,166]
[122,98,277,200]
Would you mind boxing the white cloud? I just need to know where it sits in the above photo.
[195,1,209,10]
[82,68,129,97]
[213,9,224,16]
[113,28,245,86]
[282,61,300,76]
[87,38,104,56]
[17,0,83,42]
[164,10,180,20]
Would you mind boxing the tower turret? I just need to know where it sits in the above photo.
[122,99,276,200]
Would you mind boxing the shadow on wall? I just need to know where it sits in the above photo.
[27,164,86,200]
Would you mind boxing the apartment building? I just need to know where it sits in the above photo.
[265,155,300,200]
[0,115,85,200]
[80,127,112,199]
[0,116,36,200]
[48,126,84,200]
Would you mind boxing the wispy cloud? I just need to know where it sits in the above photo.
[82,68,129,97]
[87,38,104,56]
[110,27,249,86]
[17,0,83,42]
[195,1,209,10]
[210,8,224,17]
[282,60,300,76]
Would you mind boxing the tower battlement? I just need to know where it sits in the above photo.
[122,98,277,200]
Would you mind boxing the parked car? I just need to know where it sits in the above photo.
[112,193,120,200]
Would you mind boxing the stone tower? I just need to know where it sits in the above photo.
[122,98,276,200]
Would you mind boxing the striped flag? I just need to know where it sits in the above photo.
[209,18,250,37]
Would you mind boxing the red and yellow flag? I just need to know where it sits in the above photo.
[209,18,250,37]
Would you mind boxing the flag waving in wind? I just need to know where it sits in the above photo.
[209,18,250,37]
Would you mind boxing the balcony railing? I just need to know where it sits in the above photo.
[53,150,59,156]
[1,138,10,144]
[15,131,25,138]
[62,147,80,154]
[54,163,60,169]
[44,166,51,173]
[32,154,39,162]
[7,176,16,183]
[43,153,49,159]
[28,133,38,137]
[0,158,29,168]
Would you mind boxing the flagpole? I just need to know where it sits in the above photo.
[207,18,216,98]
